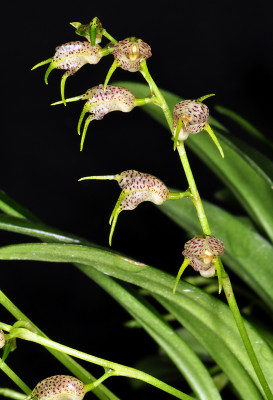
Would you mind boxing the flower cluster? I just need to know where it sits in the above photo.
[33,18,226,291]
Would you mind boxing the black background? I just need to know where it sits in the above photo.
[1,1,273,398]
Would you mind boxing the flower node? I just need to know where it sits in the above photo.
[112,37,152,72]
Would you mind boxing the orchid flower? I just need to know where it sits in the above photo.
[104,37,152,88]
[79,170,184,245]
[52,84,156,150]
[32,41,103,105]
[173,234,225,293]
[172,94,224,157]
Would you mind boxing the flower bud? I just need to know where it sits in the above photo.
[0,329,6,349]
[79,170,170,245]
[32,41,102,104]
[70,17,103,44]
[183,234,225,277]
[30,375,85,400]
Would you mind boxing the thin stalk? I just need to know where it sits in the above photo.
[222,271,273,400]
[176,141,211,234]
[139,61,173,132]
[0,360,31,395]
[4,326,194,400]
[0,388,26,400]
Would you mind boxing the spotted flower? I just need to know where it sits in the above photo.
[172,94,224,157]
[30,375,86,400]
[104,37,152,87]
[52,84,137,150]
[112,37,151,72]
[173,234,225,293]
[79,170,174,245]
[32,41,103,104]
[52,84,157,150]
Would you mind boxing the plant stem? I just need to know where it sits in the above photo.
[222,271,273,400]
[139,61,173,132]
[176,141,211,234]
[0,290,120,400]
[0,388,26,400]
[0,360,31,395]
[3,326,194,400]
[139,65,273,399]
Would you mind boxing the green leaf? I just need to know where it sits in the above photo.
[82,267,221,400]
[0,214,90,245]
[0,190,40,222]
[215,105,273,153]
[159,197,273,312]
[117,81,273,243]
[0,242,272,399]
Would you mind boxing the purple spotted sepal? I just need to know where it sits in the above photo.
[79,170,170,245]
[104,37,152,88]
[32,41,103,105]
[172,94,224,157]
[173,234,225,294]
[28,375,86,400]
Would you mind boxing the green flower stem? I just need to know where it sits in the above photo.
[168,190,192,200]
[102,29,117,44]
[3,326,194,400]
[222,270,273,400]
[0,360,31,395]
[0,388,26,400]
[139,61,173,132]
[176,141,211,235]
[139,64,273,398]
[135,96,159,106]
[0,290,120,400]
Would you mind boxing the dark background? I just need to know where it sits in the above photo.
[1,1,273,398]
